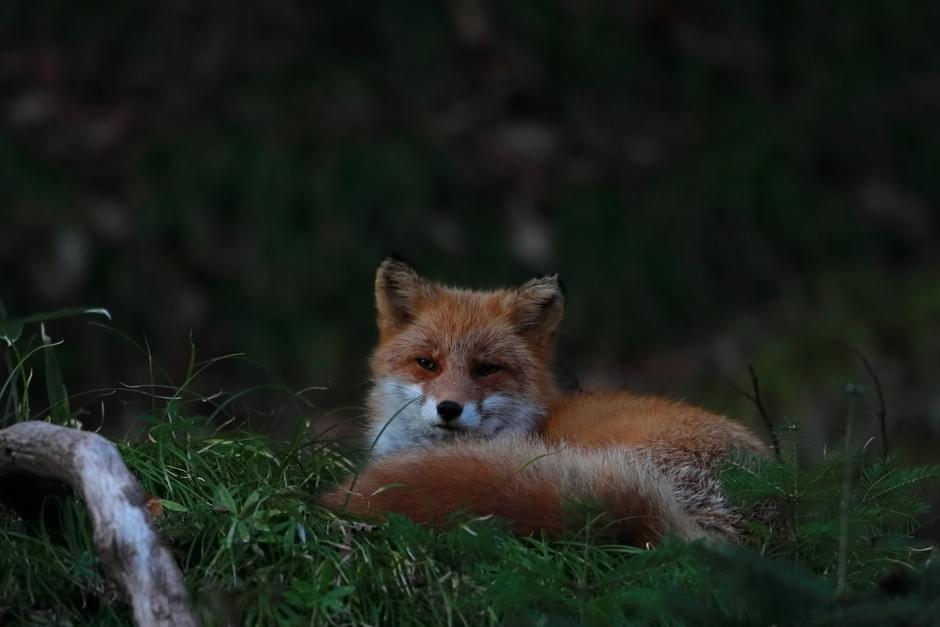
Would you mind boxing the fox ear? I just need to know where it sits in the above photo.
[374,256,436,336]
[512,274,565,348]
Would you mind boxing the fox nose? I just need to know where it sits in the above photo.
[436,400,463,421]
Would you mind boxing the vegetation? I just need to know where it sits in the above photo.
[4,3,940,622]
[1,311,938,625]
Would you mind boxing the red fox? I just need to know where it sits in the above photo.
[321,258,768,545]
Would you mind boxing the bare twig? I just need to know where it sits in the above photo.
[836,341,889,460]
[729,363,781,459]
[0,421,198,627]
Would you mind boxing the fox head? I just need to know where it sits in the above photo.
[366,257,564,455]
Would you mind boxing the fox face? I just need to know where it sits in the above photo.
[366,258,564,455]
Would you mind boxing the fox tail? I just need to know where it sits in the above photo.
[320,436,740,545]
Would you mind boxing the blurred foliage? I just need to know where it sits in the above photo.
[1,2,939,475]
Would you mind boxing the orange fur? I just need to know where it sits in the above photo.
[319,437,707,544]
[321,258,767,545]
[544,391,768,454]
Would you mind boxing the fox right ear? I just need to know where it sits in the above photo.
[374,256,436,336]
[512,274,565,350]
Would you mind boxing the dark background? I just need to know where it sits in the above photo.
[2,1,939,525]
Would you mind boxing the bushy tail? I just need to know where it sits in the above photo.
[320,437,737,545]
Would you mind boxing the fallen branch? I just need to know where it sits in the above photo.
[0,421,198,627]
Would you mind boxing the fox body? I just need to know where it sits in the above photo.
[322,258,767,544]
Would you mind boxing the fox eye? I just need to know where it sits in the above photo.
[474,363,502,377]
[416,357,438,372]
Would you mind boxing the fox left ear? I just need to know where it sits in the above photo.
[374,256,438,338]
[512,274,565,349]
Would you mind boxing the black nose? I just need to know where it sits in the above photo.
[436,400,463,421]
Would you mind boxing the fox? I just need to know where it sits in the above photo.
[320,257,768,545]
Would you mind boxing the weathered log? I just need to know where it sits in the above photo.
[0,421,198,627]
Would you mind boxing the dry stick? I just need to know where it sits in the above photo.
[838,342,889,460]
[0,421,198,627]
[729,363,781,459]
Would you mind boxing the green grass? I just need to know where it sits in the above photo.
[1,311,939,625]
[2,419,938,626]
